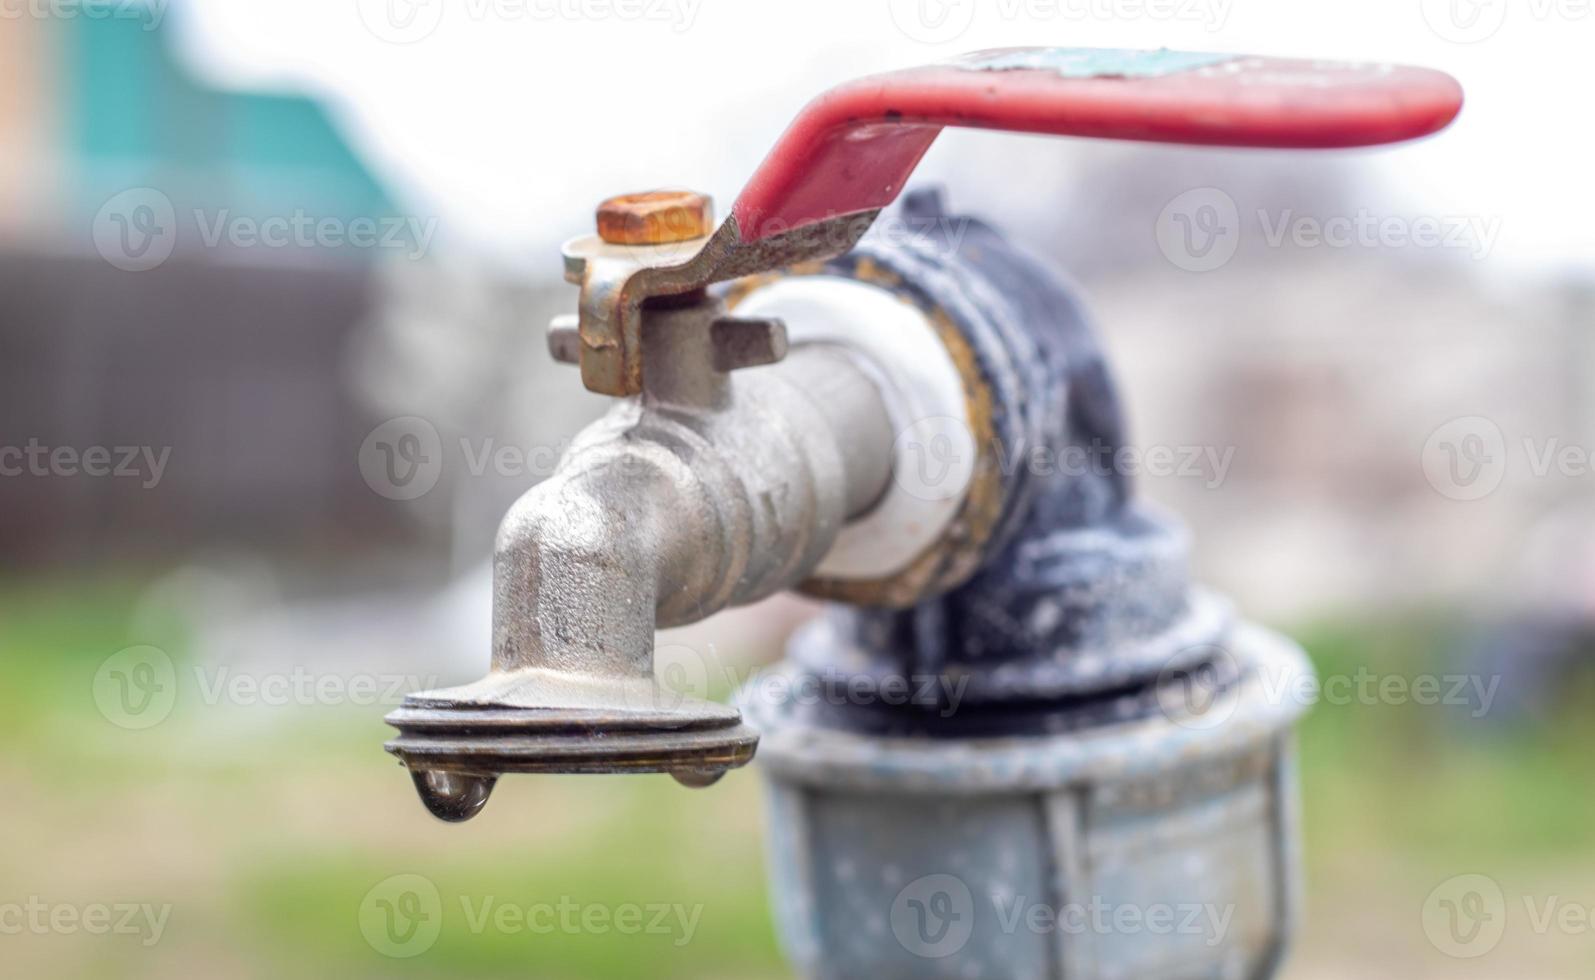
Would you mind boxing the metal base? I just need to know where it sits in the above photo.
[740,624,1309,980]
[385,700,758,776]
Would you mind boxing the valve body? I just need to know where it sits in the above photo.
[382,44,1461,979]
[732,194,1312,978]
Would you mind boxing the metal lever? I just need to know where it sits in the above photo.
[567,46,1463,396]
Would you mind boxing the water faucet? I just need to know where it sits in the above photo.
[384,47,1461,977]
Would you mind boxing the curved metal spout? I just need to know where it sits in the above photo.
[493,338,895,681]
[386,297,899,801]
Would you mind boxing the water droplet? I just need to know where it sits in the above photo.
[671,769,725,789]
[411,769,496,823]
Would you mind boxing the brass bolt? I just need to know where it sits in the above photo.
[596,190,713,245]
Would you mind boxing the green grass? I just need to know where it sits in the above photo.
[1293,612,1595,867]
[5,578,1594,978]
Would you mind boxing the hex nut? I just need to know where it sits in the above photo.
[596,190,714,245]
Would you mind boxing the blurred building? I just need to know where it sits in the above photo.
[4,13,1592,628]
[1,12,418,568]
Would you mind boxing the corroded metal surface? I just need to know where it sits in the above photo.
[744,627,1310,979]
[563,211,878,396]
[387,296,906,802]
[596,190,714,245]
[727,195,1312,978]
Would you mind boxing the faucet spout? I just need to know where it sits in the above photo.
[385,304,898,810]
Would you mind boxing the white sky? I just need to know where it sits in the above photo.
[169,0,1591,277]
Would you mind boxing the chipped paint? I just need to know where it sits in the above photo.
[948,47,1239,79]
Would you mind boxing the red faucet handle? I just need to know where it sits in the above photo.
[731,48,1464,240]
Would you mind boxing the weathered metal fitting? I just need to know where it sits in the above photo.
[742,625,1312,979]
[546,313,581,365]
[560,210,879,396]
[597,190,714,245]
[709,316,788,372]
[387,330,901,810]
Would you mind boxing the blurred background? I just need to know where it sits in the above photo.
[2,1,1592,977]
